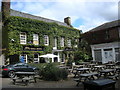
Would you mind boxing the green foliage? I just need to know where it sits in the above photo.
[39,63,68,81]
[29,63,68,81]
[74,51,92,64]
[5,16,80,56]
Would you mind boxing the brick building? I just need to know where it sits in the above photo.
[82,20,120,63]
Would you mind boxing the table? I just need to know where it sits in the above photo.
[12,72,38,85]
[100,69,115,78]
[87,64,96,68]
[74,72,99,86]
[115,67,120,73]
[106,64,115,69]
[83,79,116,90]
[74,68,90,77]
[93,65,105,71]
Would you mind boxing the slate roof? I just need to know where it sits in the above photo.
[86,19,120,33]
[10,9,69,27]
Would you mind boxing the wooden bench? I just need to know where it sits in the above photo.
[83,79,116,90]
[74,72,99,86]
[12,72,39,85]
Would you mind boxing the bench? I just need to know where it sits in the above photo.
[12,72,39,85]
[74,72,99,86]
[83,79,116,90]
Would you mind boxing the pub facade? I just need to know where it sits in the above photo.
[2,1,81,64]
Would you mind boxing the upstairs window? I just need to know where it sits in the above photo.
[67,39,71,47]
[105,30,110,39]
[44,35,49,46]
[20,32,26,44]
[33,34,39,45]
[54,37,57,47]
[60,37,64,47]
[74,39,78,47]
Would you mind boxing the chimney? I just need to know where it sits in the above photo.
[64,17,72,27]
[2,0,10,22]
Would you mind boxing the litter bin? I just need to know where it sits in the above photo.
[83,79,116,90]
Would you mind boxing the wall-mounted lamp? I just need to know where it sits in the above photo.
[11,39,15,43]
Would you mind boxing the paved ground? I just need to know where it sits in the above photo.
[1,74,120,90]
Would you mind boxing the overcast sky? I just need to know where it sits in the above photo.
[1,0,119,32]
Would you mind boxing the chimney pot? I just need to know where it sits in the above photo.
[64,17,72,27]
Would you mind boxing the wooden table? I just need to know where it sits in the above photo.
[74,72,99,86]
[87,64,96,68]
[100,69,115,78]
[12,72,38,85]
[93,65,104,71]
[106,64,115,69]
[74,68,90,77]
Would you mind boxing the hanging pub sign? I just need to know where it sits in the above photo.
[23,46,44,51]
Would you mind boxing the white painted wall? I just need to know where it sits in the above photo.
[91,42,120,63]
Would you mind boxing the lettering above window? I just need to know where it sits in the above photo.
[20,32,26,44]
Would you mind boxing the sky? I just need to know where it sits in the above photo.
[0,0,119,32]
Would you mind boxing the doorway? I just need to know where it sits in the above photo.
[104,49,113,63]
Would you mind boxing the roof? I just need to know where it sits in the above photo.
[10,9,69,27]
[85,19,120,33]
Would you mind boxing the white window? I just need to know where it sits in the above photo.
[20,32,26,44]
[33,34,39,45]
[54,37,57,47]
[60,37,64,47]
[74,39,78,47]
[67,39,71,47]
[44,35,49,46]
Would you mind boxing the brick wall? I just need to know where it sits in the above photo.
[82,26,120,45]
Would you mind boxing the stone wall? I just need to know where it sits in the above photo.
[10,9,69,27]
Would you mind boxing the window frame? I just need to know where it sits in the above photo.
[60,37,64,47]
[67,39,71,47]
[33,34,39,45]
[44,35,49,46]
[54,37,57,47]
[20,32,26,44]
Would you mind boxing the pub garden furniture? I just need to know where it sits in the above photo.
[108,67,120,80]
[93,65,105,72]
[83,79,116,90]
[106,64,115,69]
[11,72,39,85]
[99,69,115,78]
[74,72,99,86]
[74,68,90,78]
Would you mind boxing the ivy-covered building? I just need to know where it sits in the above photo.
[1,1,81,64]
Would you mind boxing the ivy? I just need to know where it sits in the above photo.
[6,16,80,56]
